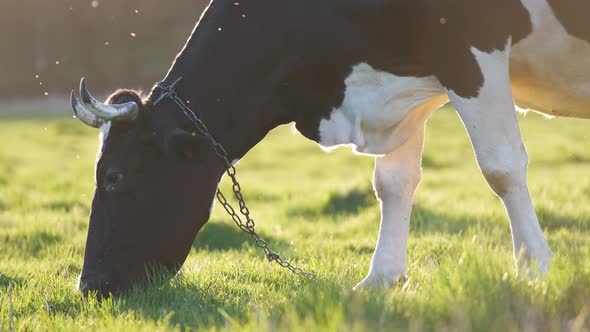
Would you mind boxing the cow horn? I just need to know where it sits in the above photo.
[79,78,139,121]
[71,91,104,128]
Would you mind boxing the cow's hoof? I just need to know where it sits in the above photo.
[353,273,407,291]
[516,249,553,278]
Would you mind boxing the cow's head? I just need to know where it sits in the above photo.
[72,80,226,297]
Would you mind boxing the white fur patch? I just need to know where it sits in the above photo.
[95,122,111,182]
[97,121,111,160]
[318,63,447,156]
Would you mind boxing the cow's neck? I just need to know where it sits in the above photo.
[149,72,289,163]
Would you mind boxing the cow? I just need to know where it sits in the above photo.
[70,0,590,296]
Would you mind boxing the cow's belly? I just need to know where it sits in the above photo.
[318,63,447,156]
[510,0,590,119]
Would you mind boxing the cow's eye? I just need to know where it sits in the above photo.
[104,170,125,192]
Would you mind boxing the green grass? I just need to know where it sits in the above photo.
[0,108,589,331]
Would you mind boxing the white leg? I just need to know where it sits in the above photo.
[354,125,424,290]
[449,42,552,275]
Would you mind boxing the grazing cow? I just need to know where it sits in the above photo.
[71,0,590,296]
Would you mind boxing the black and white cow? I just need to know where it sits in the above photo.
[71,0,590,296]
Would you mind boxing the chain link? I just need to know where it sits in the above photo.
[154,78,314,278]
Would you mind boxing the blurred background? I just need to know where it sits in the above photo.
[1,0,209,103]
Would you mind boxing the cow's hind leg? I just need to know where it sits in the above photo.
[448,43,552,275]
[354,126,425,290]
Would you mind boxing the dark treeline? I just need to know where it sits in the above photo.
[1,0,209,100]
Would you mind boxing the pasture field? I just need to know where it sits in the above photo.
[0,107,589,331]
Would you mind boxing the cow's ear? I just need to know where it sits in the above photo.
[165,129,206,161]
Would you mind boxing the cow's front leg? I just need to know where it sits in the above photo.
[448,43,552,275]
[354,126,425,290]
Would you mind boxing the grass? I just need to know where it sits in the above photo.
[0,107,589,331]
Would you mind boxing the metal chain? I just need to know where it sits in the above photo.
[154,77,314,278]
